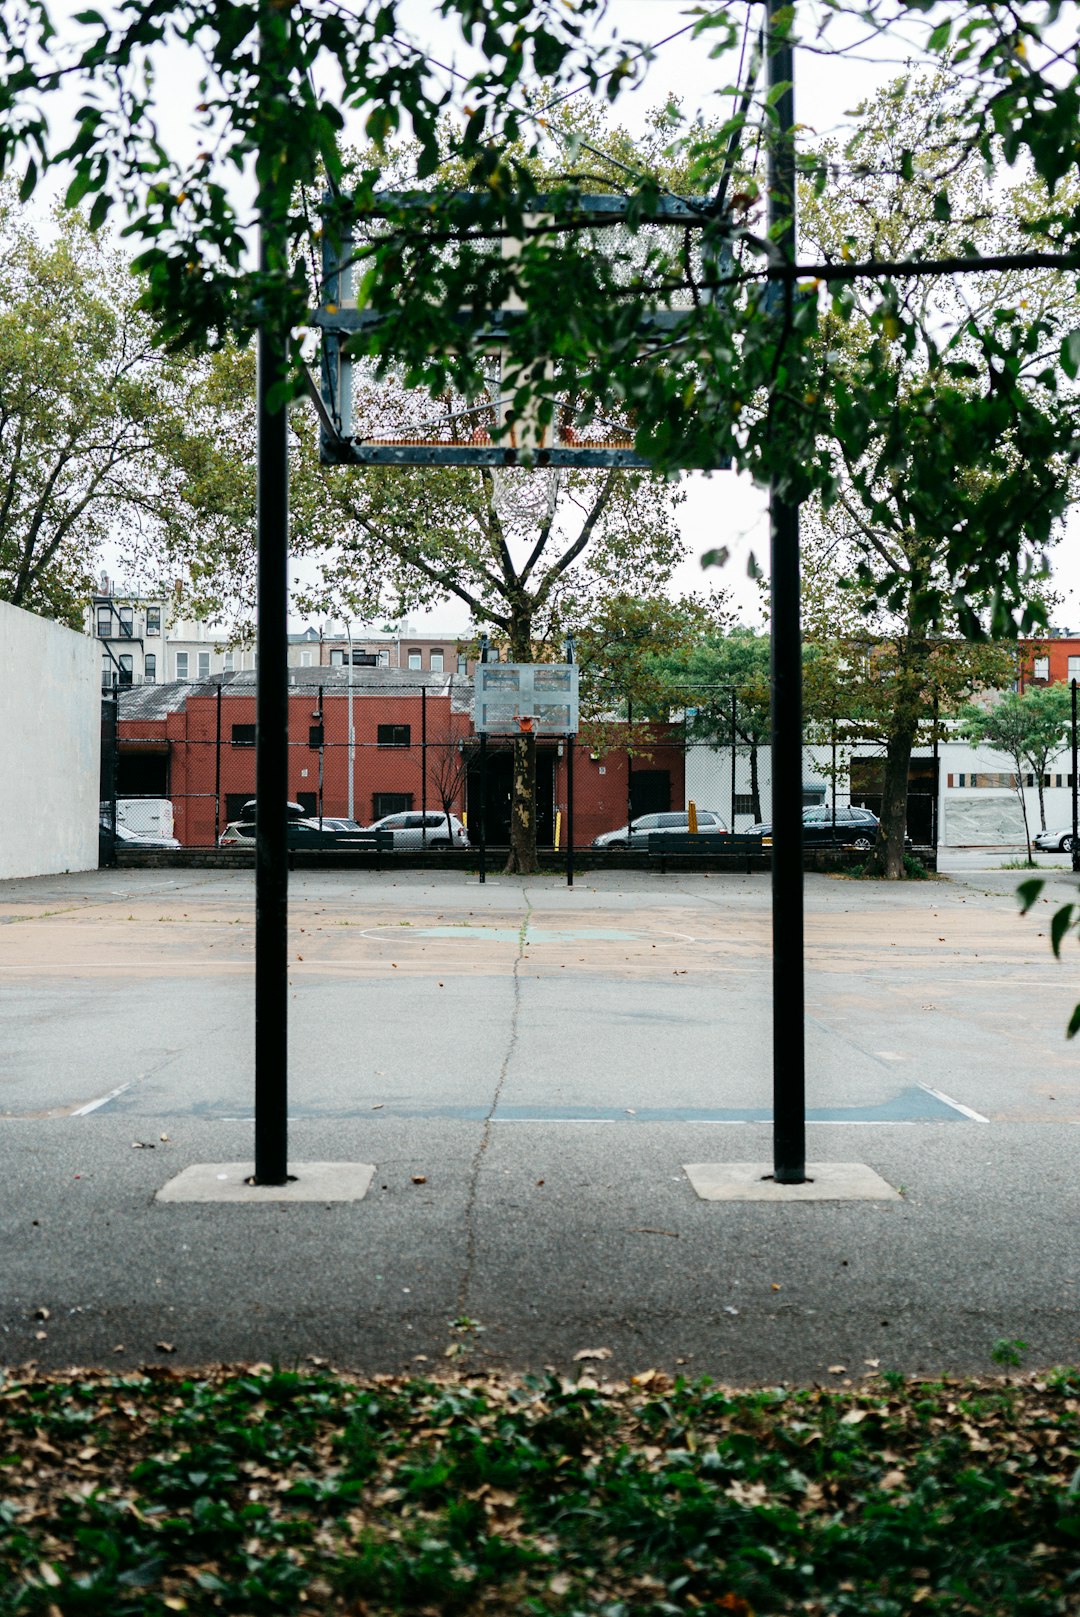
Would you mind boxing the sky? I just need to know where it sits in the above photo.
[39,0,1077,635]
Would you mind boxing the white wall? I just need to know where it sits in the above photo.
[0,600,100,878]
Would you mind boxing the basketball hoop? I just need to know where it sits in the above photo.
[517,715,535,734]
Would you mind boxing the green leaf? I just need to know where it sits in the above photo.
[1050,904,1074,958]
[1015,878,1044,913]
[1068,1003,1080,1040]
[1060,329,1080,381]
[928,20,952,52]
[18,159,37,203]
[88,192,110,232]
[932,190,952,223]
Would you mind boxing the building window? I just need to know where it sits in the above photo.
[231,724,256,746]
[300,650,313,666]
[1033,656,1050,682]
[373,792,413,818]
[430,649,444,672]
[377,723,410,748]
[330,648,344,666]
[118,606,133,638]
[1068,656,1080,684]
[118,654,133,686]
[223,651,234,672]
[144,654,157,683]
[457,653,468,674]
[378,649,390,667]
[101,660,113,689]
[733,793,755,816]
[176,652,189,679]
[96,607,112,637]
[408,650,422,670]
[198,651,210,678]
[146,607,161,636]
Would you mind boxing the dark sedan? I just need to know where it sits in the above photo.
[750,805,883,850]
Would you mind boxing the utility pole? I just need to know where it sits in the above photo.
[346,619,355,822]
[767,0,806,1184]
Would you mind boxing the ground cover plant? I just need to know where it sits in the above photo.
[1,1363,1079,1615]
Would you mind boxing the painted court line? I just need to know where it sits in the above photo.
[72,1081,133,1116]
[917,1081,990,1123]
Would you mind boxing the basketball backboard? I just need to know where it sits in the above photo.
[315,192,728,469]
[474,663,579,736]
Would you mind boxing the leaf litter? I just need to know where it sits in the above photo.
[0,1363,1078,1614]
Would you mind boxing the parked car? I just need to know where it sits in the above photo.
[219,813,381,850]
[749,805,883,850]
[1034,826,1077,852]
[363,810,470,848]
[592,810,728,850]
[103,818,181,851]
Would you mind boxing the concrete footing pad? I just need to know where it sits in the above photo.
[684,1162,901,1203]
[156,1162,376,1204]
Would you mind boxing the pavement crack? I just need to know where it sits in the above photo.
[454,883,532,1326]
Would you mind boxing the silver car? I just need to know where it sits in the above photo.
[1034,826,1077,853]
[364,810,470,848]
[592,809,728,849]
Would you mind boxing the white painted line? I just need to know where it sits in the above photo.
[72,1081,133,1116]
[918,1081,990,1123]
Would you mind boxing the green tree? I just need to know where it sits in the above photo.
[961,685,1073,863]
[0,188,197,627]
[791,72,1070,876]
[654,628,771,824]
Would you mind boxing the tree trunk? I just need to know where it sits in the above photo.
[504,730,538,873]
[866,724,914,878]
[503,612,539,874]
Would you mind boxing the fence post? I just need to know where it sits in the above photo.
[730,687,737,830]
[1072,679,1079,874]
[478,731,487,883]
[627,695,633,829]
[317,682,324,828]
[421,682,427,845]
[214,679,223,845]
[565,736,574,887]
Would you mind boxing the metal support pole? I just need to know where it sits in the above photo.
[627,695,634,831]
[346,621,355,822]
[478,732,487,883]
[477,636,489,882]
[421,683,427,845]
[566,736,574,887]
[254,192,290,1186]
[1072,680,1079,874]
[317,682,324,828]
[730,687,737,831]
[214,678,223,845]
[767,0,805,1183]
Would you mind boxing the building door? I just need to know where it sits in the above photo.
[849,755,939,847]
[629,768,670,821]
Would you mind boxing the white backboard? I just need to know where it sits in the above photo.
[474,663,579,736]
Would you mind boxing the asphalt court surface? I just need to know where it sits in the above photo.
[1,864,1076,1125]
[2,863,1079,1380]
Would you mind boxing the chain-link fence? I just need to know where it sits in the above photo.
[101,672,941,859]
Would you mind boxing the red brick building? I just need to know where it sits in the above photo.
[113,669,686,847]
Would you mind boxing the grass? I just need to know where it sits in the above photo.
[1000,859,1046,870]
[2,1363,1080,1615]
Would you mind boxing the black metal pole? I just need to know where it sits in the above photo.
[767,0,805,1183]
[730,687,737,830]
[421,683,427,845]
[253,118,290,1186]
[478,731,487,883]
[566,737,574,887]
[1072,680,1079,874]
[317,682,324,828]
[627,695,634,832]
[214,678,223,845]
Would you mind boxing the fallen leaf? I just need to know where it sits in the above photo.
[828,1365,847,1375]
[864,1358,881,1369]
[34,1330,47,1341]
[33,1307,49,1321]
[39,1564,61,1588]
[131,1141,155,1149]
[841,1408,868,1425]
[371,1103,384,1110]
[156,1341,176,1354]
[159,1134,170,1142]
[573,1347,612,1362]
[411,1175,427,1185]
